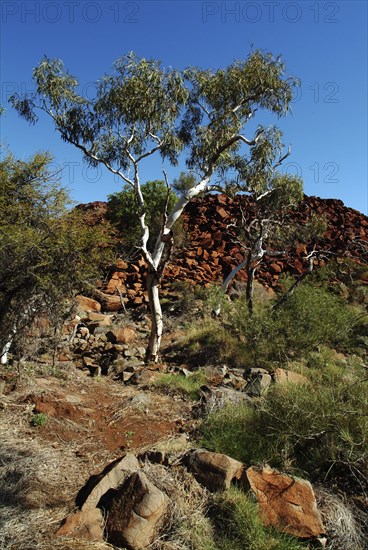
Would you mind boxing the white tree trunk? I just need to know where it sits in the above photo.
[0,328,15,365]
[144,175,212,361]
[146,270,163,362]
[213,258,249,316]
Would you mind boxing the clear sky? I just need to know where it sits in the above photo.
[1,0,367,214]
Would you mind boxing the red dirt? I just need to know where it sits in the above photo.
[17,371,192,458]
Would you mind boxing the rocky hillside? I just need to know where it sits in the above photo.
[1,195,367,550]
[77,194,368,310]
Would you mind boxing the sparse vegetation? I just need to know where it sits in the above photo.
[30,413,48,427]
[153,370,208,399]
[200,358,368,485]
[212,487,304,550]
[180,280,365,369]
[0,150,112,363]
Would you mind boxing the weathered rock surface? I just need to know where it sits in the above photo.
[244,369,272,397]
[75,295,101,313]
[106,327,136,344]
[55,507,104,541]
[183,449,246,492]
[105,471,169,549]
[76,194,367,309]
[77,453,140,511]
[246,465,325,538]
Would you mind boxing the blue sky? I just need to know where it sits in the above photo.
[1,0,367,213]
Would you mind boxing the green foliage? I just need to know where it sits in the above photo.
[153,370,207,399]
[233,282,356,365]
[30,413,48,427]
[181,282,358,369]
[181,319,241,367]
[200,360,368,482]
[213,487,304,550]
[107,180,177,252]
[0,150,111,358]
[181,51,298,173]
[172,171,198,195]
[11,50,298,207]
[11,53,188,172]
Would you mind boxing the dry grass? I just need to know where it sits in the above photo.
[141,462,215,550]
[315,486,367,550]
[0,401,111,549]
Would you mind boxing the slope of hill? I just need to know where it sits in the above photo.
[77,194,367,309]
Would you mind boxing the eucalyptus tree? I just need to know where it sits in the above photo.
[11,50,299,361]
[215,163,303,316]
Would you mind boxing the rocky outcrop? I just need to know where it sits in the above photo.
[76,194,367,311]
[78,453,140,510]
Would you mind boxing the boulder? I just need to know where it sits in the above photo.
[106,327,136,344]
[202,365,226,386]
[130,369,161,385]
[246,465,325,538]
[55,507,104,541]
[87,312,113,327]
[96,292,125,312]
[200,386,253,412]
[183,449,246,492]
[105,471,169,549]
[244,369,272,397]
[77,453,140,511]
[273,368,309,386]
[75,295,101,313]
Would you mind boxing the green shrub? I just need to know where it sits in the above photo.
[179,319,240,367]
[107,179,179,253]
[200,362,367,482]
[30,413,48,427]
[233,282,356,365]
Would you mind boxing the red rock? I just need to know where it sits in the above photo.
[76,295,101,313]
[247,465,325,538]
[217,207,228,219]
[269,263,282,274]
[98,293,124,312]
[106,327,136,344]
[115,259,128,270]
[87,312,112,327]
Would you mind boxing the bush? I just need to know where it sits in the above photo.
[180,281,359,370]
[233,282,356,365]
[200,361,368,483]
[0,151,112,361]
[179,319,241,367]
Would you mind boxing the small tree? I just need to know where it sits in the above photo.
[11,50,299,361]
[215,168,303,315]
[0,150,110,363]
